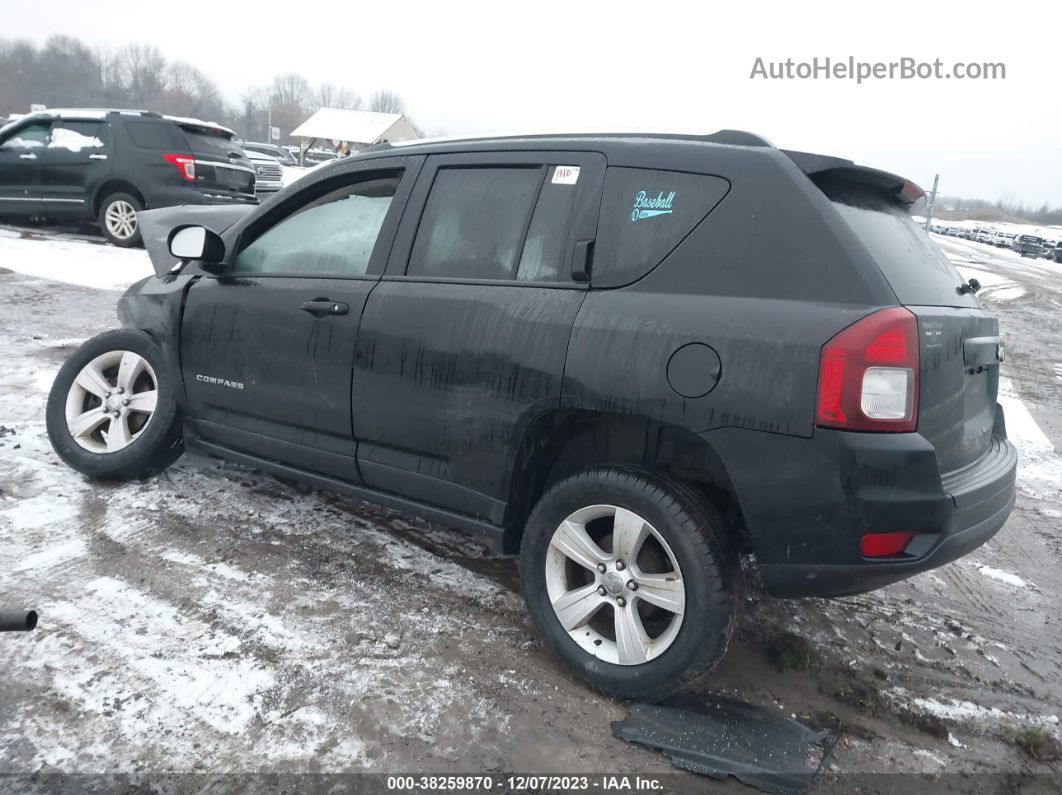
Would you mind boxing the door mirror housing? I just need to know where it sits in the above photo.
[168,225,225,270]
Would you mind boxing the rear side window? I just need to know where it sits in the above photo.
[828,188,977,308]
[49,121,108,151]
[125,120,185,150]
[409,167,542,280]
[593,167,730,287]
[233,175,400,277]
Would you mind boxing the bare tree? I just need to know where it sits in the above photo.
[308,82,362,112]
[118,44,167,107]
[368,89,405,114]
[270,73,311,110]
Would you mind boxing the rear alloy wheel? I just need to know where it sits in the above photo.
[545,505,685,665]
[521,466,739,701]
[46,329,183,480]
[98,192,143,247]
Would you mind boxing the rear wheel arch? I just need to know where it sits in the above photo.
[92,179,145,216]
[504,410,750,554]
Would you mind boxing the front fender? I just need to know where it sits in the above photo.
[117,274,197,410]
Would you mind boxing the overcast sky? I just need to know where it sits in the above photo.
[6,0,1060,204]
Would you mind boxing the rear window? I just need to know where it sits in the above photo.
[593,167,730,288]
[125,120,185,150]
[828,188,977,308]
[181,125,238,156]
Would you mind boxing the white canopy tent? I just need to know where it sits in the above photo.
[289,108,418,162]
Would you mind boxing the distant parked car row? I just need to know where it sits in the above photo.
[930,221,1061,261]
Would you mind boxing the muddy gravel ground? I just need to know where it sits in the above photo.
[1,224,1061,792]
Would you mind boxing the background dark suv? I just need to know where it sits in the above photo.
[45,131,1017,700]
[0,109,257,246]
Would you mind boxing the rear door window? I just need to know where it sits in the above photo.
[515,166,579,282]
[408,167,543,280]
[593,167,730,287]
[48,120,109,151]
[828,188,977,308]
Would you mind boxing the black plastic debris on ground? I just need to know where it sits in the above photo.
[611,697,836,795]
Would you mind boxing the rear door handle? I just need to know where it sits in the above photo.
[89,153,108,160]
[19,153,36,160]
[300,299,349,318]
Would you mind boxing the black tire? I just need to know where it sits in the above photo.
[97,191,143,248]
[46,329,183,480]
[520,466,739,702]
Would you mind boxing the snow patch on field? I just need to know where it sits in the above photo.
[998,377,1062,501]
[892,690,1060,730]
[0,226,151,290]
[977,565,1029,589]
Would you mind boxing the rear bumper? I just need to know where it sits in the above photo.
[706,409,1017,598]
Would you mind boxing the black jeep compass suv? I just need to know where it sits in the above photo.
[45,131,1017,700]
[0,109,257,247]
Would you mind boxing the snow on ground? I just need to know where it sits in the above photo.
[0,226,151,291]
[998,376,1062,501]
[977,565,1029,589]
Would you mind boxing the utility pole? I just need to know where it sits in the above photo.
[924,173,940,231]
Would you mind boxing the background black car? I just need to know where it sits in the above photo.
[0,109,257,247]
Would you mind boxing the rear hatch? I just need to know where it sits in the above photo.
[176,122,256,198]
[826,184,1000,474]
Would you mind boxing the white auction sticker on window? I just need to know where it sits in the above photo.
[552,166,580,185]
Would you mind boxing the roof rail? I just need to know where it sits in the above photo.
[698,129,775,147]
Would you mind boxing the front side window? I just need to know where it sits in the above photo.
[1,121,51,149]
[48,121,108,151]
[233,174,400,277]
[408,167,543,280]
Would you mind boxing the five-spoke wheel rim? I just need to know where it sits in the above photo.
[544,504,685,666]
[65,350,158,453]
[104,200,137,240]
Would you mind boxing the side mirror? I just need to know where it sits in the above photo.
[168,225,225,270]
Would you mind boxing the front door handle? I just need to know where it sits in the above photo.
[89,153,108,160]
[19,153,36,160]
[300,299,349,318]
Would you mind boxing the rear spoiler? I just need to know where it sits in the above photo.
[138,204,255,278]
[783,150,925,205]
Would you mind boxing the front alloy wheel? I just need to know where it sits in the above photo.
[65,350,158,453]
[46,329,183,480]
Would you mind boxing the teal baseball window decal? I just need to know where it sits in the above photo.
[631,190,676,222]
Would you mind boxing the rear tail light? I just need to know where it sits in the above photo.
[861,531,915,558]
[816,307,919,432]
[162,153,196,182]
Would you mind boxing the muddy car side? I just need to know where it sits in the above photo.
[46,132,1017,700]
